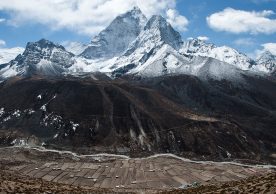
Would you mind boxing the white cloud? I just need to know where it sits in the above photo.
[0,39,6,47]
[234,38,255,46]
[0,0,182,36]
[197,36,209,41]
[207,8,276,34]
[0,47,24,64]
[166,9,189,32]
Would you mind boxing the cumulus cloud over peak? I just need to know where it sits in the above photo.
[207,8,276,34]
[166,9,189,32]
[0,0,189,36]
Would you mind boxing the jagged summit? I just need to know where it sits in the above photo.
[257,51,275,63]
[23,39,70,59]
[80,7,147,59]
[182,38,215,55]
[180,38,255,70]
[143,15,183,49]
[0,7,275,80]
[144,15,167,29]
[106,14,184,77]
[0,39,75,80]
[27,39,64,49]
[253,51,276,73]
[123,14,183,57]
[126,6,146,20]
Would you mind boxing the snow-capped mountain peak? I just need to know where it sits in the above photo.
[104,14,184,76]
[253,51,276,73]
[181,38,215,54]
[257,51,275,64]
[0,7,275,81]
[143,15,183,49]
[145,15,167,29]
[125,6,147,24]
[123,15,183,56]
[180,38,255,70]
[23,39,70,59]
[0,39,75,80]
[80,7,147,59]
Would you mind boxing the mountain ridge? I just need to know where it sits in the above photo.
[0,7,275,81]
[0,39,75,80]
[80,6,147,59]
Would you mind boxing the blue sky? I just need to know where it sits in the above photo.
[177,0,276,56]
[0,0,275,57]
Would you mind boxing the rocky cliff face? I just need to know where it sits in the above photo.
[110,14,184,77]
[253,51,276,73]
[80,7,147,59]
[0,74,275,163]
[0,39,75,80]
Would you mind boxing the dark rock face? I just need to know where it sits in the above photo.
[0,74,275,163]
[143,15,183,50]
[80,7,147,59]
[17,39,74,67]
[138,74,276,161]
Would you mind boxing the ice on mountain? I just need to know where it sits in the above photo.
[0,64,19,79]
[0,7,274,81]
[180,38,255,70]
[40,104,47,111]
[63,41,87,55]
[70,121,79,132]
[12,110,21,117]
[109,14,184,76]
[252,51,276,73]
[0,39,75,79]
[0,108,4,117]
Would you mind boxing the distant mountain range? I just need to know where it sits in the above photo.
[0,7,275,164]
[0,7,275,81]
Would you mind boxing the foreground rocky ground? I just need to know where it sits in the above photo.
[160,173,276,194]
[0,147,275,193]
[0,169,275,194]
